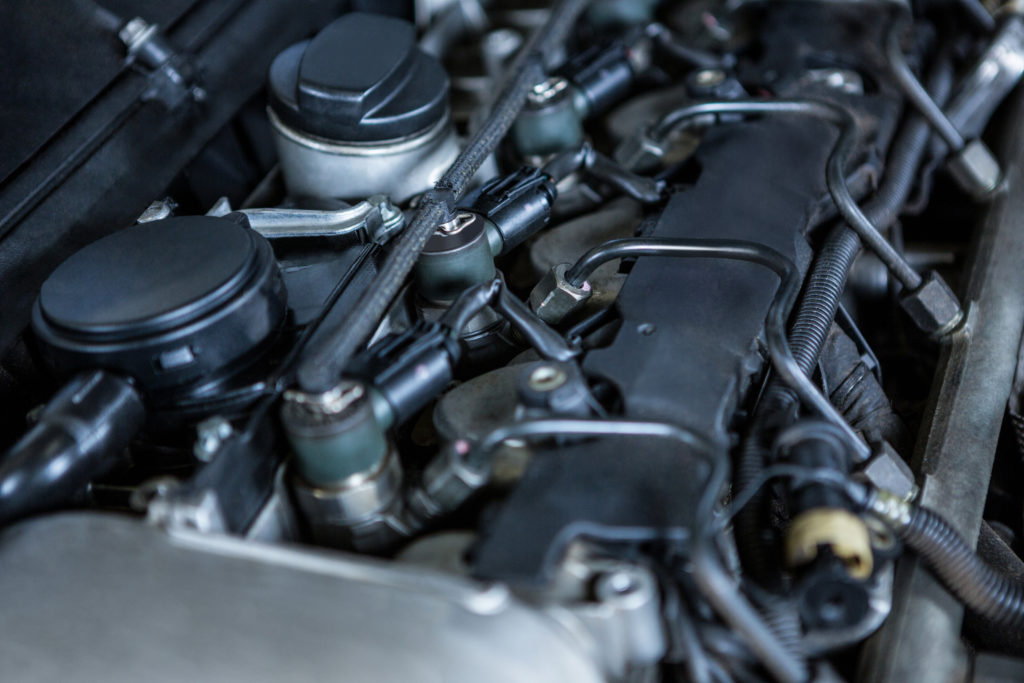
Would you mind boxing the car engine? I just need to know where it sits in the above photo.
[4,0,1024,680]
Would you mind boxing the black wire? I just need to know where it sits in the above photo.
[244,243,379,435]
[651,24,735,70]
[542,141,665,202]
[440,278,503,335]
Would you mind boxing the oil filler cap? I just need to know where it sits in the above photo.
[33,216,287,395]
[268,12,449,143]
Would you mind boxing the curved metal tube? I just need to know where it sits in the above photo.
[440,278,579,362]
[563,237,871,459]
[542,142,664,202]
[651,99,925,291]
[691,540,808,683]
[467,418,721,511]
[885,23,966,152]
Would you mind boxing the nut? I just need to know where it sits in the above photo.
[856,441,917,502]
[613,130,667,173]
[694,69,727,87]
[898,271,964,337]
[528,263,592,324]
[526,364,568,391]
[947,139,1001,200]
[193,416,233,462]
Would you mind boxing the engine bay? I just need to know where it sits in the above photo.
[3,0,1024,680]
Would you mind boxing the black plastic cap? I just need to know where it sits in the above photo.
[33,216,287,395]
[268,12,450,143]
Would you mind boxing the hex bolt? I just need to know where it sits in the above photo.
[603,570,639,596]
[898,271,965,338]
[594,565,655,607]
[118,17,156,53]
[947,139,1002,200]
[527,364,568,392]
[193,416,233,462]
[694,69,726,87]
[529,263,593,324]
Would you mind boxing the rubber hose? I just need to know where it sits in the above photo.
[821,324,909,450]
[0,371,145,526]
[901,506,1024,628]
[964,523,1024,654]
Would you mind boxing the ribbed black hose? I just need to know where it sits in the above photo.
[296,0,590,392]
[733,56,954,581]
[901,506,1024,628]
[758,596,806,667]
[788,55,954,398]
[822,324,910,449]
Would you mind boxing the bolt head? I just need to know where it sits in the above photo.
[694,69,726,87]
[859,442,917,502]
[947,139,1001,200]
[193,416,233,462]
[898,271,963,337]
[527,364,568,391]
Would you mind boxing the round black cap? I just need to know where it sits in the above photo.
[40,217,260,339]
[33,216,287,394]
[268,12,450,143]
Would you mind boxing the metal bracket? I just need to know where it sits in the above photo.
[119,17,206,109]
[240,195,405,243]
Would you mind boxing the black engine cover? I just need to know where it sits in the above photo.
[471,118,837,584]
[584,118,833,439]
